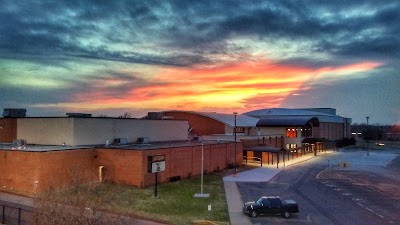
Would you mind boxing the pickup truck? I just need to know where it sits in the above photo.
[243,196,299,218]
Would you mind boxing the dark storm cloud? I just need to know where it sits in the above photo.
[78,71,149,98]
[69,49,210,67]
[152,1,399,53]
[1,0,399,67]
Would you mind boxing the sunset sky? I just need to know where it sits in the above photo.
[1,0,399,124]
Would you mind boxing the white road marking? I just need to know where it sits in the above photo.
[365,207,375,213]
[356,203,386,219]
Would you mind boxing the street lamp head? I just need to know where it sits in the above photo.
[233,112,238,115]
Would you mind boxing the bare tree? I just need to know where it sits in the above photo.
[118,112,132,118]
[33,170,132,225]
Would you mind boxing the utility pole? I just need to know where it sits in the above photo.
[366,116,370,156]
[233,112,238,177]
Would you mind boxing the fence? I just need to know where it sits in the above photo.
[0,201,32,225]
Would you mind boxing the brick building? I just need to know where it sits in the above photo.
[0,115,241,196]
[0,141,240,196]
[0,108,349,196]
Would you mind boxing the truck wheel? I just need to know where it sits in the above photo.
[282,211,291,218]
[250,210,257,217]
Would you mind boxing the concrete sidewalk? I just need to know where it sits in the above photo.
[0,191,33,207]
[223,151,336,225]
[223,168,281,225]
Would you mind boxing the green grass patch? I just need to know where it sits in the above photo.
[38,172,230,225]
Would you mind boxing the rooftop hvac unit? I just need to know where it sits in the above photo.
[147,112,163,120]
[14,139,27,146]
[112,138,128,145]
[137,137,150,144]
[66,113,92,118]
[192,136,202,142]
[3,108,26,118]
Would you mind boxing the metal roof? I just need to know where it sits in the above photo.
[256,116,319,127]
[245,108,347,123]
[164,110,259,127]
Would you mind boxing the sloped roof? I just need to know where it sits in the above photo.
[245,108,333,117]
[256,116,319,127]
[164,110,259,127]
[245,108,346,123]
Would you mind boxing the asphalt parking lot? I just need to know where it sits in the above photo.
[237,148,400,225]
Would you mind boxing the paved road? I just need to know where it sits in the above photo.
[237,150,400,225]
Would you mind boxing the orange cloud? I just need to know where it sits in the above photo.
[315,61,383,77]
[63,59,382,113]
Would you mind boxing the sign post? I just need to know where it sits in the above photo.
[148,155,166,197]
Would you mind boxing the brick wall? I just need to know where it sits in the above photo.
[96,149,145,187]
[0,118,17,143]
[0,150,40,195]
[0,142,242,196]
[163,112,225,135]
[141,142,241,187]
[0,149,97,196]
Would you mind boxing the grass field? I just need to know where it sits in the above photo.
[103,173,229,224]
[37,172,231,225]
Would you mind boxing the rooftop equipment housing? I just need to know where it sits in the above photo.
[137,137,150,144]
[66,113,92,118]
[113,138,128,145]
[2,108,27,118]
[147,112,164,120]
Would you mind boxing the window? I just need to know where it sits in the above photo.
[234,127,245,133]
[261,199,270,206]
[270,198,282,207]
[301,125,312,137]
[286,127,297,138]
[286,144,297,149]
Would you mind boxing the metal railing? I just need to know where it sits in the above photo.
[1,202,32,225]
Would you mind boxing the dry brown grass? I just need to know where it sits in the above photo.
[32,166,251,224]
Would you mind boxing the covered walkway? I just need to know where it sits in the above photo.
[243,141,336,168]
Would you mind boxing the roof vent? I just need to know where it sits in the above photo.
[13,139,27,146]
[137,137,150,144]
[112,138,128,145]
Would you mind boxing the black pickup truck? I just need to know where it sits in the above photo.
[243,196,299,218]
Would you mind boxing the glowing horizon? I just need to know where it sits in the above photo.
[36,60,383,115]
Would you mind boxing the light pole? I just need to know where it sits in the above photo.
[366,116,370,156]
[233,112,238,176]
[194,143,209,198]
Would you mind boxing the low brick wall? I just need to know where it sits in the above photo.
[0,142,242,195]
